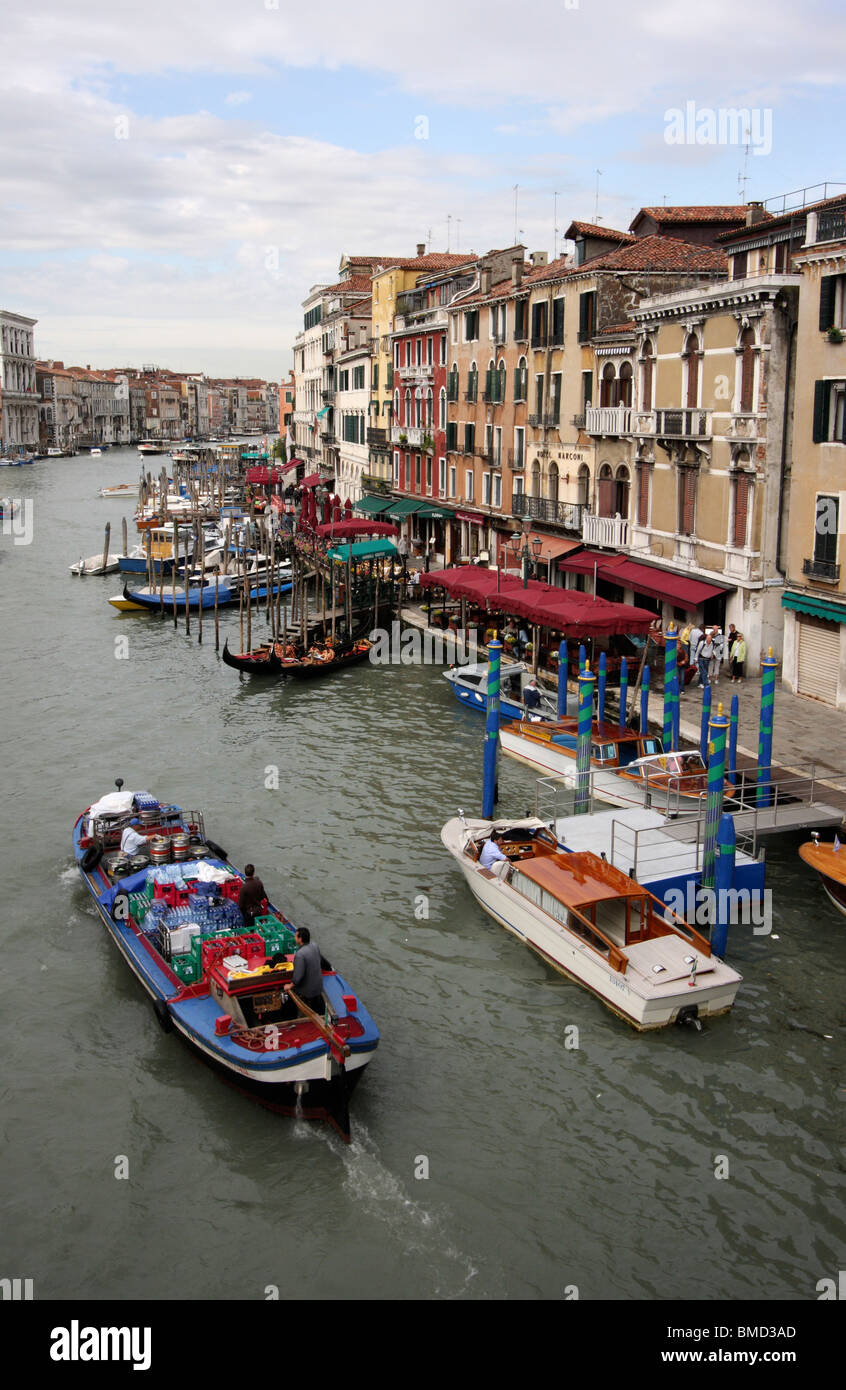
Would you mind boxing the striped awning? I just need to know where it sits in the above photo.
[782,591,846,624]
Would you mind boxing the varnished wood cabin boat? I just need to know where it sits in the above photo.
[499,716,710,813]
[798,834,846,918]
[441,815,742,1029]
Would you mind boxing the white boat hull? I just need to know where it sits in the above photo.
[442,818,741,1030]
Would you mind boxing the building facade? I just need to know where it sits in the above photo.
[1,311,39,451]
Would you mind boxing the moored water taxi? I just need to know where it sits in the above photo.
[73,785,379,1138]
[798,833,846,918]
[441,814,742,1030]
[499,716,709,814]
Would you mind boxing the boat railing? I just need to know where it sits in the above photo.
[90,807,205,849]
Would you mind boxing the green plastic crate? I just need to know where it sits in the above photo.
[171,953,198,984]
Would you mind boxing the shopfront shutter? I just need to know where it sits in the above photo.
[797,615,840,703]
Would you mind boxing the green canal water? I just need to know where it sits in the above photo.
[1,450,844,1301]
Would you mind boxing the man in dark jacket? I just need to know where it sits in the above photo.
[238,864,266,927]
[284,927,324,1015]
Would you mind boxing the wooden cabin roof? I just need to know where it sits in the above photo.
[523,717,643,744]
[517,850,644,908]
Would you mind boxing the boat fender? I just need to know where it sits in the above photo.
[204,839,228,861]
[81,845,102,872]
[153,999,174,1033]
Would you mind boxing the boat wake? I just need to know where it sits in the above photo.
[298,1120,484,1298]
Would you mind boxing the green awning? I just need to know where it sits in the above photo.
[327,538,399,563]
[413,504,453,519]
[383,498,426,518]
[782,591,846,624]
[353,495,394,516]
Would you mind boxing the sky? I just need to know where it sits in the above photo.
[1,0,845,381]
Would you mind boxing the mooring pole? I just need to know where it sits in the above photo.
[728,693,739,791]
[640,663,650,736]
[575,662,597,817]
[482,638,502,819]
[663,621,677,750]
[702,702,729,890]
[557,638,568,719]
[619,656,628,730]
[598,649,607,726]
[700,685,712,764]
[756,647,777,808]
[711,813,736,957]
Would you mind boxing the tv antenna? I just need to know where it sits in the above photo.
[553,191,560,259]
[513,185,519,244]
[737,121,751,201]
[594,170,602,223]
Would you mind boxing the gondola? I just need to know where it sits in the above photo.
[283,638,373,679]
[222,638,286,675]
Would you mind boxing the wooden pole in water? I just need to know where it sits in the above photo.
[101,522,111,573]
[171,526,178,626]
[330,559,336,645]
[184,526,191,636]
[197,527,204,643]
[121,515,128,561]
[246,531,252,651]
[238,535,245,653]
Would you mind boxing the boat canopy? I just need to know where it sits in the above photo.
[326,538,399,563]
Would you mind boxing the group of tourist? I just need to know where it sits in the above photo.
[678,622,747,688]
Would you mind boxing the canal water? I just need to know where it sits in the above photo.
[1,449,844,1302]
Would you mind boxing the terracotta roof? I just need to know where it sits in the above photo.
[570,235,727,274]
[632,205,753,227]
[381,252,476,272]
[716,192,846,242]
[322,275,374,295]
[566,220,635,243]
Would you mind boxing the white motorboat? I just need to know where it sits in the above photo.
[441,814,742,1030]
[90,448,102,456]
[443,660,558,721]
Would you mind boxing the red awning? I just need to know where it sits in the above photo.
[526,533,585,561]
[558,549,625,576]
[246,465,288,485]
[300,473,321,488]
[486,580,656,635]
[456,510,485,525]
[314,519,398,539]
[597,558,731,607]
[418,565,501,600]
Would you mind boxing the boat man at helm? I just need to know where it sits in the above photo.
[480,830,511,880]
[283,927,324,1015]
[120,823,149,861]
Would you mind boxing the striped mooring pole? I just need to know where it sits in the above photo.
[711,813,737,957]
[756,647,777,808]
[663,622,678,750]
[598,650,607,725]
[700,685,712,763]
[619,656,629,729]
[575,662,597,817]
[728,693,739,791]
[640,662,650,735]
[557,639,568,719]
[578,642,587,672]
[482,639,501,819]
[702,702,730,890]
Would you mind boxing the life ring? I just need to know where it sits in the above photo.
[153,999,173,1033]
[81,845,102,873]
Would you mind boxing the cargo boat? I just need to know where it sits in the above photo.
[441,814,742,1030]
[73,785,379,1139]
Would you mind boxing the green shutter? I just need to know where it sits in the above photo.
[813,380,832,442]
[819,277,837,332]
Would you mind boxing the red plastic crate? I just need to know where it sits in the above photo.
[220,878,242,902]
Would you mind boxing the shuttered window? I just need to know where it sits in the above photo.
[739,329,755,412]
[732,472,751,547]
[677,466,697,535]
[813,380,833,442]
[819,276,837,332]
[578,292,597,342]
[637,462,651,526]
[686,336,700,408]
[814,494,838,566]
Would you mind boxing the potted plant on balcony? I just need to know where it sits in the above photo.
[421,432,434,453]
[399,432,408,445]
[828,327,844,344]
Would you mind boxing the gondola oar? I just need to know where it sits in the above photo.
[286,989,350,1066]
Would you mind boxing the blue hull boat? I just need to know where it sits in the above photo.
[73,788,379,1140]
[122,579,292,611]
[443,661,558,721]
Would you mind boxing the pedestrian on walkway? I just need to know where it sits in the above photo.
[731,634,746,683]
[697,631,714,688]
[710,627,725,684]
[689,622,704,675]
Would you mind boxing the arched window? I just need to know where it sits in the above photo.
[467,360,478,402]
[598,463,615,517]
[615,464,630,518]
[394,389,400,421]
[577,464,590,508]
[600,362,616,408]
[531,460,541,499]
[548,462,559,504]
[514,355,527,402]
[485,358,496,402]
[497,360,506,405]
[618,362,633,408]
[739,328,755,412]
[426,388,433,428]
[415,387,422,428]
[439,387,447,430]
[685,333,700,409]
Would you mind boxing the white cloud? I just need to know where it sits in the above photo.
[225,91,252,106]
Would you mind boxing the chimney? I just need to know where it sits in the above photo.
[511,257,523,288]
[480,268,492,296]
[746,201,767,227]
[530,251,548,268]
[416,243,426,257]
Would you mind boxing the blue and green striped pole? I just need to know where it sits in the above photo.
[557,638,568,718]
[728,693,739,790]
[482,638,502,818]
[575,662,597,817]
[702,703,729,890]
[579,642,587,671]
[664,622,678,749]
[598,650,607,725]
[619,656,629,729]
[700,685,712,763]
[757,647,777,808]
[712,813,736,957]
[640,662,650,735]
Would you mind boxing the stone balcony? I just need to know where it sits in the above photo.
[585,404,632,436]
[397,363,434,383]
[634,408,712,439]
[582,512,629,548]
